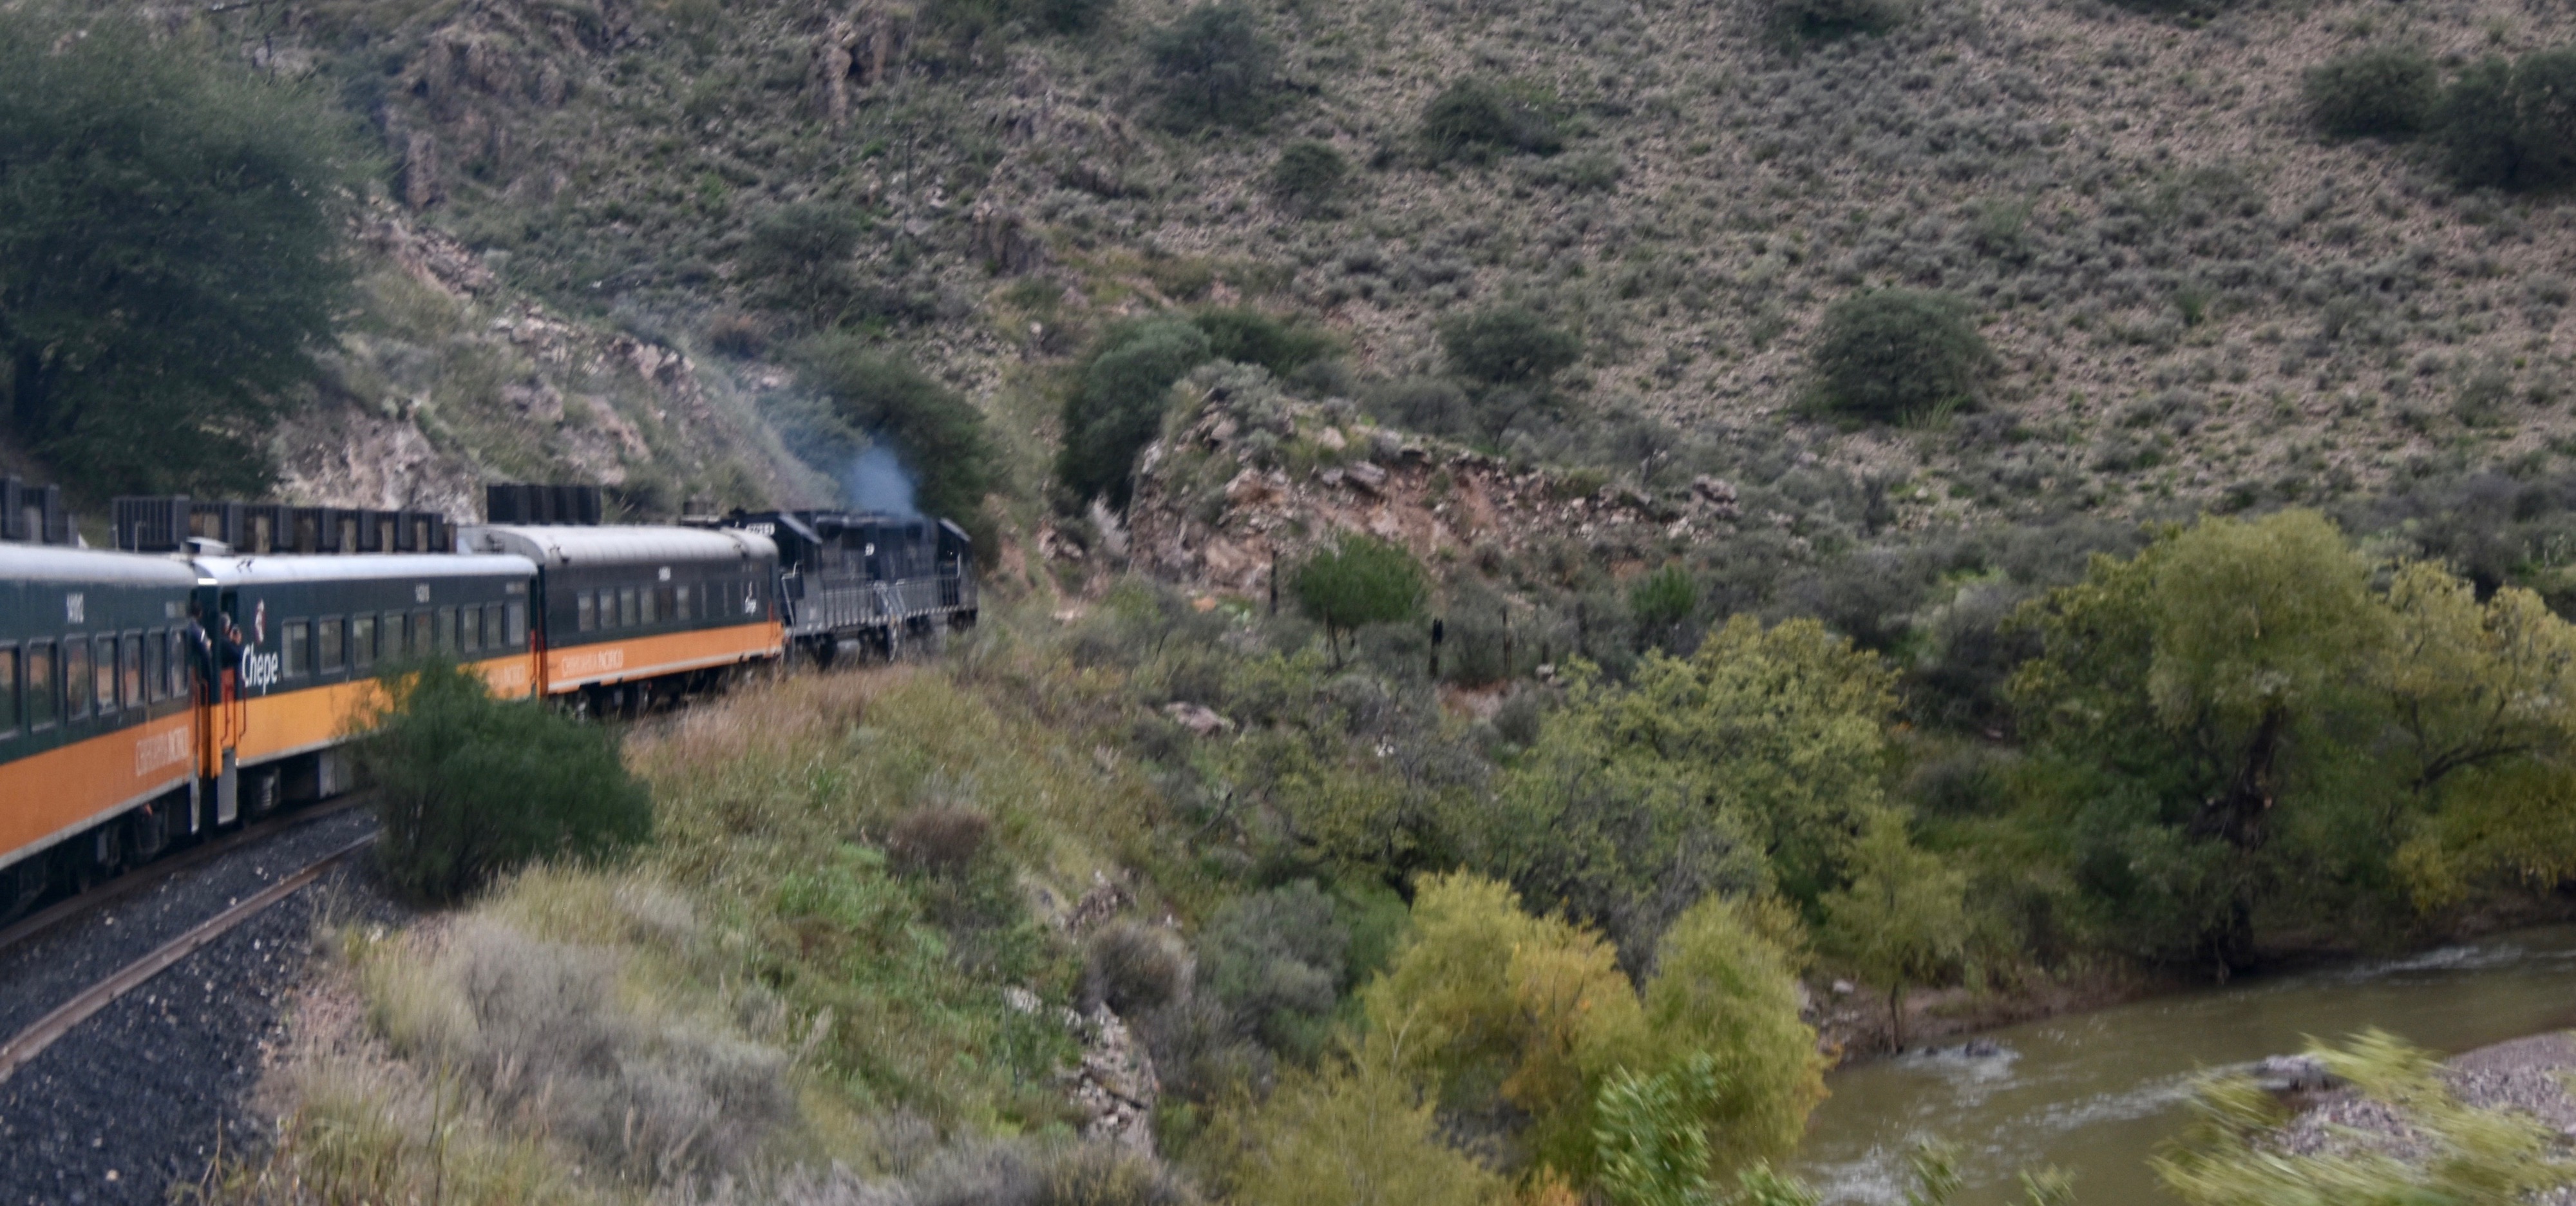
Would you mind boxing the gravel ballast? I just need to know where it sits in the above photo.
[0,807,384,1205]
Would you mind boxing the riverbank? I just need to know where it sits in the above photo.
[1793,923,2576,1204]
[2279,1030,2576,1194]
[1808,965,2194,1066]
[1814,895,2576,1066]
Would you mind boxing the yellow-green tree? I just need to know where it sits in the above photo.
[1636,896,1828,1174]
[1359,874,1821,1192]
[1817,812,1969,1051]
[2375,566,2576,909]
[1225,1040,1506,1206]
[1505,615,1899,910]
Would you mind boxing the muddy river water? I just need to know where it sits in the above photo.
[1791,923,2576,1204]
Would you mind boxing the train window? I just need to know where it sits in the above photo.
[166,630,187,699]
[93,635,117,715]
[25,644,53,729]
[576,590,596,632]
[676,583,694,622]
[0,646,16,736]
[64,639,90,719]
[459,606,484,655]
[505,601,527,648]
[618,586,639,627]
[382,611,405,657]
[123,635,143,705]
[412,611,433,655]
[143,632,164,702]
[435,607,455,653]
[478,604,498,650]
[641,585,659,626]
[351,615,377,669]
[283,622,310,678]
[319,618,345,672]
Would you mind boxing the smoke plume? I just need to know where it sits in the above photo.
[847,445,922,517]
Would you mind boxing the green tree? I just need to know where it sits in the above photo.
[2008,510,2385,972]
[1441,305,1582,385]
[0,8,357,494]
[742,203,866,328]
[1148,4,1277,129]
[2305,46,2438,140]
[1807,291,1993,425]
[1057,318,1211,507]
[1817,812,1969,1051]
[1294,535,1426,666]
[2155,1029,2570,1204]
[793,334,996,525]
[1527,616,1900,905]
[357,660,652,905]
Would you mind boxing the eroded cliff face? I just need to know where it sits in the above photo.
[270,211,828,517]
[1114,363,1738,601]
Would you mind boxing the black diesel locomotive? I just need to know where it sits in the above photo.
[0,481,976,919]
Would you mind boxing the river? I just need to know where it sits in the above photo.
[1790,923,2576,1204]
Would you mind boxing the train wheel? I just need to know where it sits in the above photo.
[0,859,43,922]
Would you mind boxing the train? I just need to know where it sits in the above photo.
[0,481,976,920]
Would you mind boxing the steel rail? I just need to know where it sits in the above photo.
[0,794,369,961]
[0,832,377,1086]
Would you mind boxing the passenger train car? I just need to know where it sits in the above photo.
[0,481,978,921]
[192,552,537,820]
[0,540,200,915]
[459,522,781,713]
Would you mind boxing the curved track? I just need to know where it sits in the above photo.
[0,796,368,961]
[0,832,375,1086]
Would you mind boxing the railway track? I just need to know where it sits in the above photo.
[0,832,376,1087]
[0,796,370,962]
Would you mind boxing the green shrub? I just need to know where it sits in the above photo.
[1267,140,1349,214]
[1148,4,1276,129]
[795,335,998,525]
[743,203,866,326]
[2306,47,2438,139]
[1629,565,1699,644]
[1028,0,1115,34]
[1366,376,1476,439]
[1419,78,1563,164]
[1057,319,1213,506]
[1196,881,1349,1059]
[1440,305,1582,385]
[2438,50,2576,191]
[1084,921,1188,1015]
[1761,0,1905,44]
[359,660,652,905]
[1294,535,1427,665]
[1193,308,1336,378]
[1808,289,1994,424]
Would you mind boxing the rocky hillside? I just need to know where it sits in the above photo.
[146,0,2576,557]
[275,209,829,519]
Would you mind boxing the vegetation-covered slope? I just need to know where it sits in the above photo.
[254,0,2576,526]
